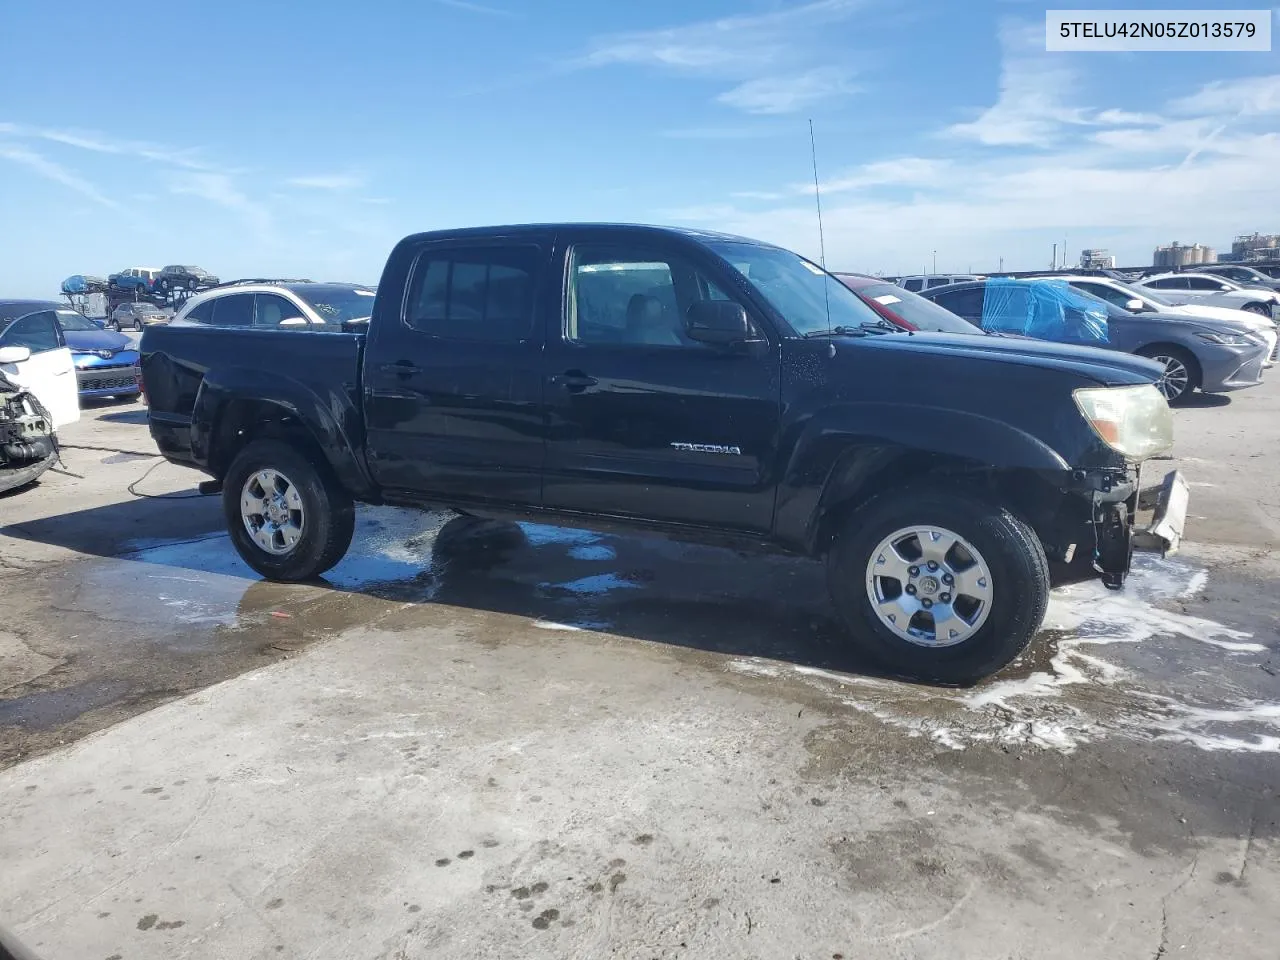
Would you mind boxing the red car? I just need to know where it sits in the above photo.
[833,272,981,334]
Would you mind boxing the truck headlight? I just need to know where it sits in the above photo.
[1073,384,1173,460]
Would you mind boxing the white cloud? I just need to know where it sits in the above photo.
[286,173,365,191]
[1169,74,1280,117]
[169,172,271,235]
[944,20,1087,147]
[0,145,120,210]
[431,0,516,15]
[717,68,858,115]
[661,37,1280,273]
[0,123,216,170]
[578,0,867,114]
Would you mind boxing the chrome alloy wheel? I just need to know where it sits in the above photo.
[241,468,305,555]
[865,525,994,648]
[1149,354,1191,402]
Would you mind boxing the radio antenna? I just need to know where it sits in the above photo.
[809,119,827,270]
[809,118,831,335]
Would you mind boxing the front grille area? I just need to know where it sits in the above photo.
[78,367,140,392]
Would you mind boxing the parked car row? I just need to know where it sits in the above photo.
[833,273,1276,405]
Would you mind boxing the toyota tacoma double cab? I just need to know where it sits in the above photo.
[140,224,1188,684]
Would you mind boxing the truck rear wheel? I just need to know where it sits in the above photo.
[826,486,1050,685]
[223,439,355,581]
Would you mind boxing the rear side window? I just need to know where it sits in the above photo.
[210,294,254,327]
[1,311,61,353]
[184,299,215,324]
[1186,276,1227,291]
[405,246,540,342]
[902,278,923,292]
[925,277,951,289]
[931,286,985,319]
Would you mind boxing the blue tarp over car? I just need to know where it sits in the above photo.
[979,278,1110,345]
[60,275,108,295]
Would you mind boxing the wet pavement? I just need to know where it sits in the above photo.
[1,398,1278,958]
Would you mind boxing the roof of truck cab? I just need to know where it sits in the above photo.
[395,223,771,246]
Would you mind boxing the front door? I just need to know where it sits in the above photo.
[363,237,552,505]
[0,310,80,428]
[541,239,781,533]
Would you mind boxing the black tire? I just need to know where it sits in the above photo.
[1137,345,1200,406]
[158,278,170,292]
[134,319,143,332]
[187,278,198,290]
[1244,302,1272,317]
[826,486,1050,686]
[222,439,355,580]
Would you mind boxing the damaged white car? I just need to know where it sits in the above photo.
[0,303,82,494]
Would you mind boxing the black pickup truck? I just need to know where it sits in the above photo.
[141,223,1188,684]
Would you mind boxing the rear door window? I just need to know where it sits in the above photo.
[1186,276,1228,291]
[209,293,254,327]
[404,246,541,342]
[931,286,985,319]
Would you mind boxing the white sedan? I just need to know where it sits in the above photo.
[1135,272,1280,319]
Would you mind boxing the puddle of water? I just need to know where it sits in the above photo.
[0,678,131,730]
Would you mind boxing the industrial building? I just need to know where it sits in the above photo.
[1080,249,1116,269]
[1153,242,1216,268]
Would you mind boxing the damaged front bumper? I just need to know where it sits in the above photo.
[1040,464,1189,591]
[1134,469,1190,557]
[1088,466,1189,589]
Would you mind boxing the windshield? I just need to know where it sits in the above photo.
[289,284,377,324]
[854,282,981,334]
[706,241,885,336]
[54,310,100,332]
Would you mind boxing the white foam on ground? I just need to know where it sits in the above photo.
[726,555,1278,755]
[550,574,640,596]
[569,545,616,561]
[521,523,600,547]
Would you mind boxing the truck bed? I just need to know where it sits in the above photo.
[140,324,367,473]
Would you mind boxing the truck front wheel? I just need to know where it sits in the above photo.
[223,440,355,581]
[827,487,1050,685]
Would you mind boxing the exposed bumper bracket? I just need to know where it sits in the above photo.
[1133,469,1189,557]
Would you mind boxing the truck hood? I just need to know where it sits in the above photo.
[841,331,1163,385]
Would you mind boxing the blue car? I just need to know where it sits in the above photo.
[52,306,142,400]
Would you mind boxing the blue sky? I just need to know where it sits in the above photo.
[1,0,1278,296]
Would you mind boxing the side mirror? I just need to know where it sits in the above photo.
[686,301,754,345]
[1125,298,1146,312]
[0,345,32,364]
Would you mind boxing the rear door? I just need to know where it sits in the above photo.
[0,310,80,427]
[540,234,781,532]
[363,235,552,504]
